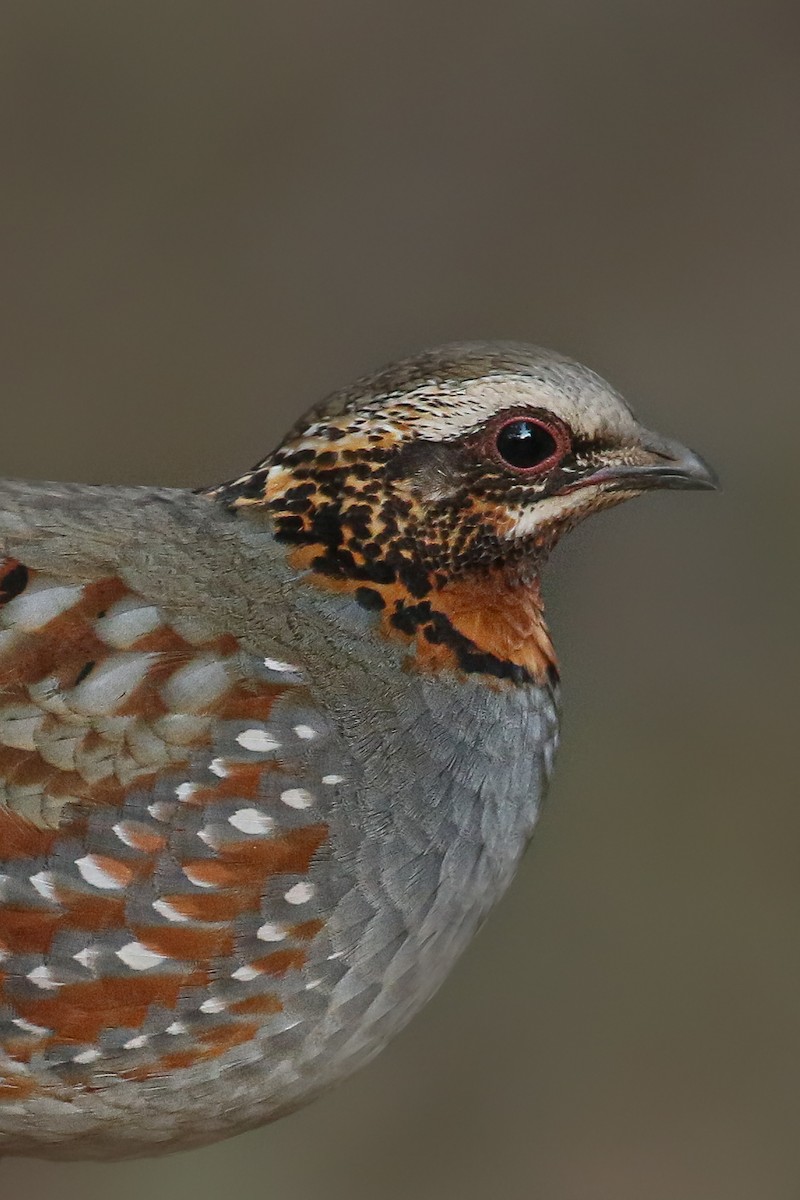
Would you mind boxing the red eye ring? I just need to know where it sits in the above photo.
[487,411,571,474]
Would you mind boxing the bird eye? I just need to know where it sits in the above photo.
[495,418,561,472]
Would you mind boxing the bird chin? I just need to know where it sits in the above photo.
[508,483,636,542]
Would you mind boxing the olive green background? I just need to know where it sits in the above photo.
[0,3,797,1198]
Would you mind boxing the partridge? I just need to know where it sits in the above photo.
[0,343,715,1158]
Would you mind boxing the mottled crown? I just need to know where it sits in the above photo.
[280,342,637,444]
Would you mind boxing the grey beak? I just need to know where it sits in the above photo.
[584,431,719,493]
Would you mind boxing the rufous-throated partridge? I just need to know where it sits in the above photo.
[0,343,716,1157]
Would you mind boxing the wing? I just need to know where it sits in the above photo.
[0,483,351,1124]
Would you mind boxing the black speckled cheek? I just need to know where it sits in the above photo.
[203,412,562,687]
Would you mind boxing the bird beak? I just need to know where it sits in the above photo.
[576,431,719,494]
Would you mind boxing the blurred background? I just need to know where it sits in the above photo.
[0,3,797,1197]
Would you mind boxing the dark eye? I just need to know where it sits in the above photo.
[495,418,560,471]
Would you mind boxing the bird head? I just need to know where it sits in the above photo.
[209,343,716,685]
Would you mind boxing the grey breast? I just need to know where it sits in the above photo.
[0,481,558,1152]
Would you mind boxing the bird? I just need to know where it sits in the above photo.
[0,342,716,1159]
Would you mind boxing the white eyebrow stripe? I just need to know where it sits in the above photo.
[346,370,637,446]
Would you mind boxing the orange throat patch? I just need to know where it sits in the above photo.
[428,571,557,684]
[287,541,558,687]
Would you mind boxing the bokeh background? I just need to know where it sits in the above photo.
[0,3,797,1198]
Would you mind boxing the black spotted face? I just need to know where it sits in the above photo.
[377,405,604,571]
[206,344,716,590]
